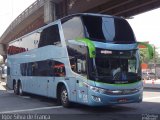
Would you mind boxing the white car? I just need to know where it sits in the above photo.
[1,66,7,79]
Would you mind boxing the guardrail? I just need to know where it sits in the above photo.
[0,0,46,41]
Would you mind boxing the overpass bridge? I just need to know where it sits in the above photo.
[0,0,160,56]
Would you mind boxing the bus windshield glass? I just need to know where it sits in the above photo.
[89,49,141,84]
[82,16,136,44]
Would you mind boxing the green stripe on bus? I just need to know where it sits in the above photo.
[76,38,96,58]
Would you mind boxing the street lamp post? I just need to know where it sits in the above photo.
[154,46,156,80]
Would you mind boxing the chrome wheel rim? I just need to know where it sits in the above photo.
[61,89,68,104]
[14,84,17,93]
[19,84,22,94]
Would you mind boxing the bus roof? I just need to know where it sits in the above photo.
[60,13,124,22]
[9,13,124,44]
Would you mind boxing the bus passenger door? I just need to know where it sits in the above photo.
[76,77,88,104]
[76,58,88,104]
[67,77,77,102]
[47,77,56,98]
[75,46,88,104]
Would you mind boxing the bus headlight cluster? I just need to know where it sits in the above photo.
[83,82,107,94]
[90,86,106,94]
[89,86,121,95]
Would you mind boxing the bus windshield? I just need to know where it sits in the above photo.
[82,16,136,44]
[89,49,141,84]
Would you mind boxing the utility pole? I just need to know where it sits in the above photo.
[154,46,157,80]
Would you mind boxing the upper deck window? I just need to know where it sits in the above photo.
[38,24,61,47]
[62,17,84,40]
[82,16,136,44]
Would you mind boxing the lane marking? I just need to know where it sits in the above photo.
[143,96,160,100]
[21,96,31,99]
[0,106,63,114]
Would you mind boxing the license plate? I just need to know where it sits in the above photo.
[118,98,128,103]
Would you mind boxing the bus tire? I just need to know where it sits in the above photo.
[13,81,19,95]
[60,85,70,108]
[18,82,24,96]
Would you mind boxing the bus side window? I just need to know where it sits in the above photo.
[20,60,55,77]
[68,45,87,77]
[37,60,54,76]
[54,61,66,77]
[70,58,77,72]
[7,67,10,75]
[38,24,61,47]
[77,59,86,73]
[20,63,27,76]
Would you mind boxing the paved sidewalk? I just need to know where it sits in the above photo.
[0,78,6,91]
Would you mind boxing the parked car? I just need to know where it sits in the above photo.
[142,72,157,80]
[1,65,7,79]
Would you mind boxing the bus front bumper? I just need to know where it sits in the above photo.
[87,89,143,106]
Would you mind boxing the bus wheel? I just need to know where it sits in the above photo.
[60,86,70,107]
[13,82,19,95]
[18,82,24,96]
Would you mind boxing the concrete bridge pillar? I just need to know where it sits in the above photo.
[0,44,7,56]
[44,0,56,24]
[0,44,7,63]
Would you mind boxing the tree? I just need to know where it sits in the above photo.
[139,48,150,63]
[149,50,160,64]
[138,42,154,60]
[139,47,160,64]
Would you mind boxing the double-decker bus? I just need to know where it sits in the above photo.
[7,13,143,107]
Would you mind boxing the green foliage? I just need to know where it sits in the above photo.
[139,48,150,63]
[139,48,160,64]
[149,50,160,64]
[138,42,154,59]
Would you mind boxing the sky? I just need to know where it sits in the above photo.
[0,0,36,35]
[0,0,160,52]
[127,8,160,51]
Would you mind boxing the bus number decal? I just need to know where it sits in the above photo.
[83,94,88,103]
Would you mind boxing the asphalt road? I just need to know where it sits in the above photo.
[0,80,160,120]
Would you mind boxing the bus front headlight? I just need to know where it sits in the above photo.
[83,82,114,94]
[90,86,106,94]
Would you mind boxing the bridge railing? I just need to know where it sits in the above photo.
[1,0,45,41]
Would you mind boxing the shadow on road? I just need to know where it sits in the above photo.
[46,102,160,120]
[20,93,58,105]
[69,103,137,114]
